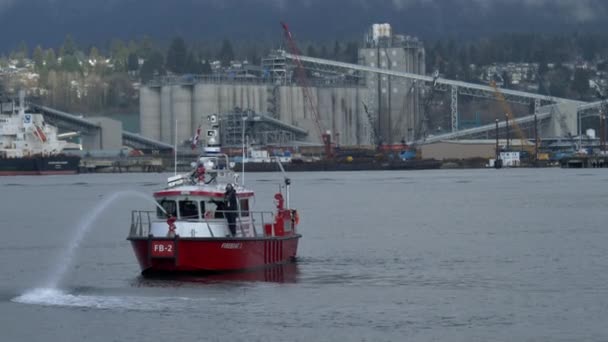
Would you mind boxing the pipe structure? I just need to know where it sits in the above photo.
[600,113,606,153]
[505,113,510,150]
[495,119,499,159]
[534,114,538,164]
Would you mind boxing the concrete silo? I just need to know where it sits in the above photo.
[171,85,193,145]
[160,85,173,143]
[139,86,161,140]
[359,23,425,144]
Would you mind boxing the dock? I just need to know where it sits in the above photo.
[79,156,164,173]
[561,156,608,168]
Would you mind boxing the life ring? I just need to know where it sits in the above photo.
[204,211,214,219]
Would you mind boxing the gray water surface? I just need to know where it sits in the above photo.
[1,169,607,341]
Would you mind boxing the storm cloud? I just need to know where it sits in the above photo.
[0,0,605,50]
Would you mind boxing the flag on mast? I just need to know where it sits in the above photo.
[191,125,201,150]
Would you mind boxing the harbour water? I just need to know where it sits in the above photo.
[1,169,608,341]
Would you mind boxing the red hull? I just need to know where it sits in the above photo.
[129,235,301,274]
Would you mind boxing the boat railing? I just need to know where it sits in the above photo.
[130,210,153,237]
[129,210,279,238]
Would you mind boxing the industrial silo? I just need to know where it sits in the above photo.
[359,23,425,144]
[139,86,161,140]
[171,85,193,146]
[160,85,173,143]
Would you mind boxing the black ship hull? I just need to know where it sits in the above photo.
[0,155,80,175]
[234,159,442,172]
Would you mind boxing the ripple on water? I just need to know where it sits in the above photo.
[11,288,201,312]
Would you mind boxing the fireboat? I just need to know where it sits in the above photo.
[127,116,301,275]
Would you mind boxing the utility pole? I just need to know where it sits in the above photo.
[505,113,510,151]
[578,111,582,151]
[601,112,606,153]
[495,118,500,159]
[494,118,502,169]
[534,114,538,164]
[384,47,392,145]
[376,43,382,146]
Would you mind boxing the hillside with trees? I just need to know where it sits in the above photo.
[1,32,606,119]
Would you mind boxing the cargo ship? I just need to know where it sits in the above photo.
[0,94,80,175]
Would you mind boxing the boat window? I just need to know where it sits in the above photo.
[157,200,177,218]
[201,200,219,219]
[205,200,225,219]
[240,199,249,217]
[179,200,199,220]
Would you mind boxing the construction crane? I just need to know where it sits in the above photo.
[361,100,380,147]
[280,22,333,157]
[490,80,536,158]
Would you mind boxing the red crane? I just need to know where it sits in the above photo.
[280,21,333,157]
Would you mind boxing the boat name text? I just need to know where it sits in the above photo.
[221,243,242,249]
[153,244,173,253]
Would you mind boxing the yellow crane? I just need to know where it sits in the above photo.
[490,80,537,158]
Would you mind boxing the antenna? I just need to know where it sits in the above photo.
[241,116,246,186]
[18,90,25,114]
[174,119,177,175]
[274,157,291,208]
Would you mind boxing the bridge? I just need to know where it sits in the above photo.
[27,103,173,152]
[282,52,604,143]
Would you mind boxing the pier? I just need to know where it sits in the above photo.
[79,156,164,173]
[561,155,608,168]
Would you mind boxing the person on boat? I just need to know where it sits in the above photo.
[224,183,238,236]
[195,164,205,182]
[209,199,225,219]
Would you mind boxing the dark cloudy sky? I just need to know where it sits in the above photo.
[0,0,606,50]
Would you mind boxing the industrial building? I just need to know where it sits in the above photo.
[358,23,425,144]
[139,24,426,148]
[420,139,533,160]
[139,81,367,147]
[138,24,605,156]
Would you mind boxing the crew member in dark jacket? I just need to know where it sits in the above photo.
[224,183,238,236]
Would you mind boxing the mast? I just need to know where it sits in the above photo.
[18,90,25,115]
[241,116,246,186]
[174,118,177,175]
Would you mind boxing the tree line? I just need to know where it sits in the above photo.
[1,32,607,114]
[426,32,608,100]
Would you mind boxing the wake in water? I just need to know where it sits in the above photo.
[11,288,195,312]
